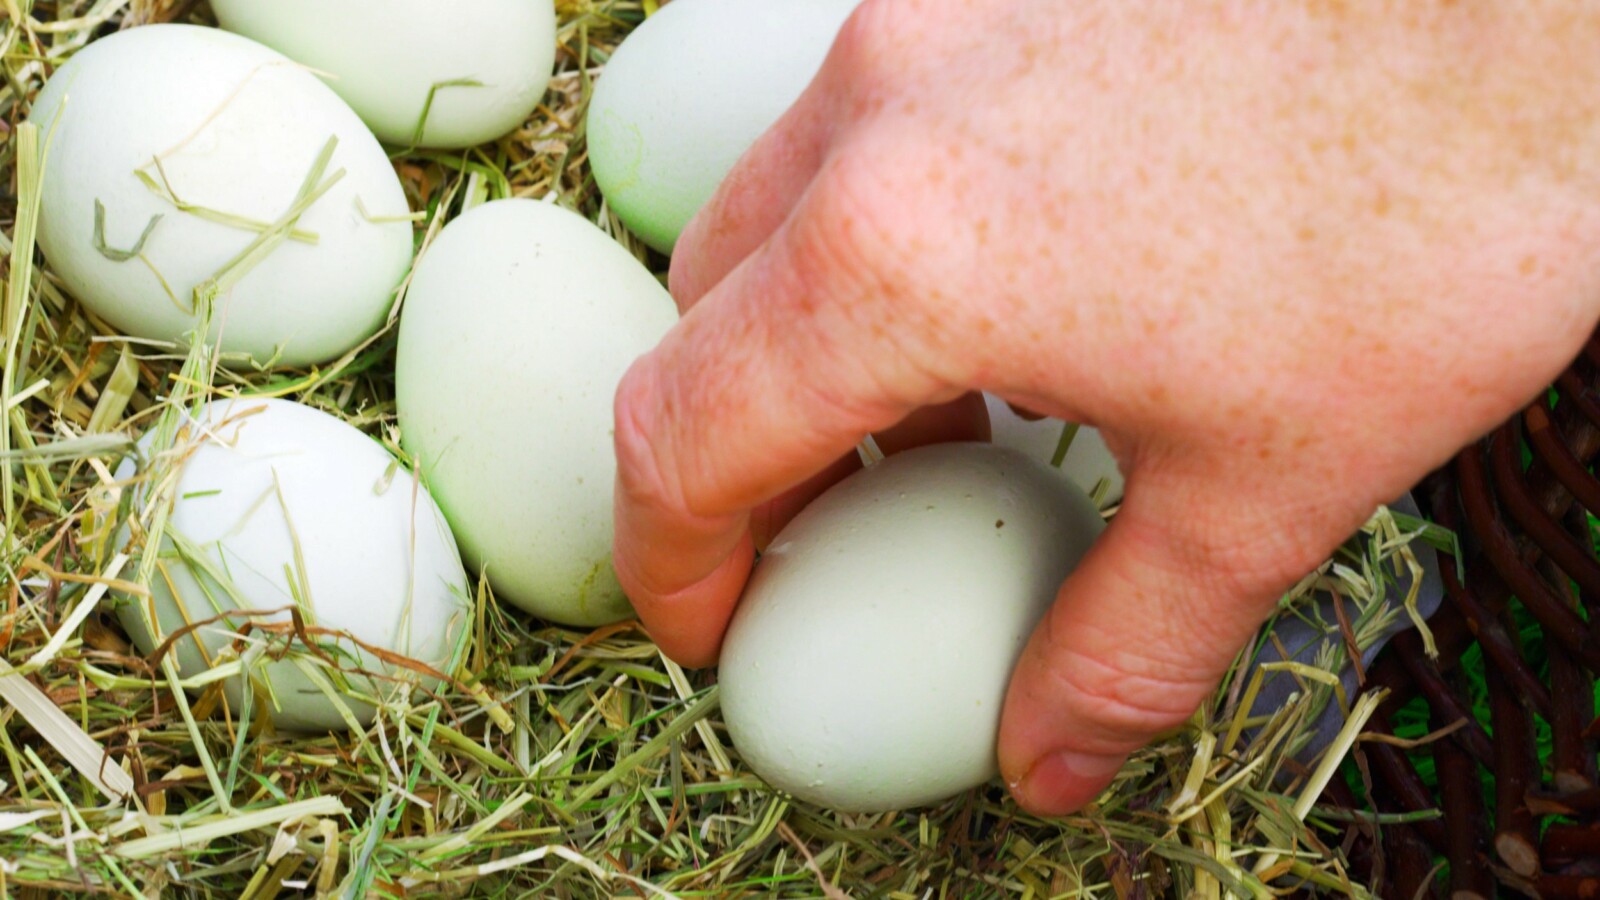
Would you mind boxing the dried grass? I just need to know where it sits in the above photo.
[0,1,1420,896]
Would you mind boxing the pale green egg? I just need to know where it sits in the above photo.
[586,0,861,254]
[720,443,1105,812]
[395,200,678,625]
[114,399,471,733]
[27,25,411,368]
[212,0,557,149]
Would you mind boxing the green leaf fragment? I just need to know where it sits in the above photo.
[92,199,163,262]
[133,166,319,244]
[409,77,485,149]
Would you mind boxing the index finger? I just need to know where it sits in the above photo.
[613,173,963,666]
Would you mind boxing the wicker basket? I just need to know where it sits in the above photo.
[1327,335,1600,897]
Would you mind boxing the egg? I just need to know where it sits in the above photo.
[114,398,471,732]
[210,0,557,149]
[983,393,1125,505]
[586,0,860,253]
[27,25,411,368]
[395,199,678,625]
[720,442,1105,812]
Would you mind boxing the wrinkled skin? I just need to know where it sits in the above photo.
[613,0,1600,815]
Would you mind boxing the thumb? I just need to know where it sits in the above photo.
[998,466,1355,816]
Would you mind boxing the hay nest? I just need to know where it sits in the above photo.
[0,1,1453,896]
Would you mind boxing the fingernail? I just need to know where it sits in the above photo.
[1012,750,1127,816]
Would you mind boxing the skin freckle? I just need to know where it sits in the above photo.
[1040,202,1067,233]
[1055,305,1078,332]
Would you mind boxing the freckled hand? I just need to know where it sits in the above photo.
[613,0,1600,814]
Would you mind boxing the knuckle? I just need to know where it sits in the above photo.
[1111,498,1360,673]
[792,148,975,384]
[1123,475,1348,625]
[666,253,704,314]
[828,0,901,74]
[612,363,689,516]
[1034,631,1213,752]
[799,149,906,279]
[1184,509,1345,608]
[616,357,749,524]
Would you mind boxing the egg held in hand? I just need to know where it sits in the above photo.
[585,0,860,253]
[114,399,471,732]
[395,199,678,626]
[719,443,1105,812]
[210,0,557,149]
[27,25,412,368]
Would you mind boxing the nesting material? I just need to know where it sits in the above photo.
[0,3,1445,895]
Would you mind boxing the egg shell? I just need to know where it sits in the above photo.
[27,25,411,368]
[983,393,1125,505]
[720,442,1105,812]
[210,0,556,149]
[395,199,678,625]
[586,0,859,253]
[114,398,471,733]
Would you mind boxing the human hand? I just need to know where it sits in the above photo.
[612,0,1600,815]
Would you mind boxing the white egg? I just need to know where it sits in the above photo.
[586,0,860,253]
[720,443,1105,812]
[211,0,557,149]
[983,393,1125,506]
[395,200,678,625]
[27,25,411,368]
[114,398,471,732]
